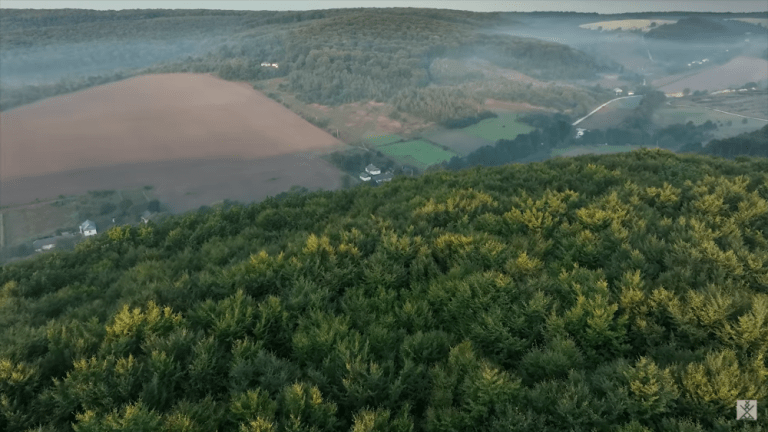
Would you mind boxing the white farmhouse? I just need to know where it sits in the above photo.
[359,172,372,182]
[365,164,381,175]
[614,88,623,95]
[79,220,97,237]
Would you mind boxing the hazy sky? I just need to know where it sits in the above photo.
[2,0,767,13]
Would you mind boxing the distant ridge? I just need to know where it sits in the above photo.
[646,15,768,40]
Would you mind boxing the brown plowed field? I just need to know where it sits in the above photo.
[1,154,343,212]
[655,57,768,93]
[0,73,344,181]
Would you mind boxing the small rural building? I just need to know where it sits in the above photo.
[33,237,57,252]
[373,172,394,184]
[79,220,97,237]
[359,172,372,181]
[365,164,381,175]
[614,88,623,95]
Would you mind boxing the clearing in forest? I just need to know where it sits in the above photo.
[377,140,457,169]
[424,130,493,157]
[552,144,643,157]
[460,112,535,143]
[364,134,404,147]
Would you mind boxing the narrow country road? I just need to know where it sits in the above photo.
[572,95,643,126]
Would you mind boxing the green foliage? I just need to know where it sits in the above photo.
[701,124,768,159]
[2,150,768,430]
[99,202,117,215]
[1,8,610,121]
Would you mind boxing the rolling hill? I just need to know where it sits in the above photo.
[0,8,613,118]
[1,150,767,431]
[646,15,768,41]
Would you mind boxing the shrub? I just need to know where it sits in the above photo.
[100,202,117,215]
[147,200,161,213]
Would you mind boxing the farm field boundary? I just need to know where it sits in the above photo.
[364,134,404,147]
[424,130,493,156]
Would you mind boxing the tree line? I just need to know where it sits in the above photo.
[691,124,768,158]
[442,107,723,170]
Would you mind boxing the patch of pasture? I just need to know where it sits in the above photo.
[551,144,643,157]
[460,112,535,143]
[423,130,493,156]
[364,134,404,147]
[378,140,457,169]
[653,106,767,140]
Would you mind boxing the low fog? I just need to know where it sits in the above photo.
[0,36,228,88]
[486,14,768,89]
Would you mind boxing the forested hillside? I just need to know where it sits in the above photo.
[2,150,768,431]
[645,15,768,41]
[1,8,612,118]
[699,124,768,159]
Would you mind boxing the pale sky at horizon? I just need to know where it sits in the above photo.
[1,0,767,13]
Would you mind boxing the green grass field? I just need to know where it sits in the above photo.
[551,145,642,157]
[378,140,457,169]
[461,112,535,143]
[654,106,768,140]
[364,134,404,147]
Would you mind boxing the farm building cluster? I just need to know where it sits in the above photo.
[29,210,159,254]
[359,164,394,184]
[613,88,635,96]
[32,219,97,253]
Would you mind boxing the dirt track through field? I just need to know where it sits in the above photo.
[0,73,344,181]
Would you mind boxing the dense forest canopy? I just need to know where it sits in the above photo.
[2,150,768,431]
